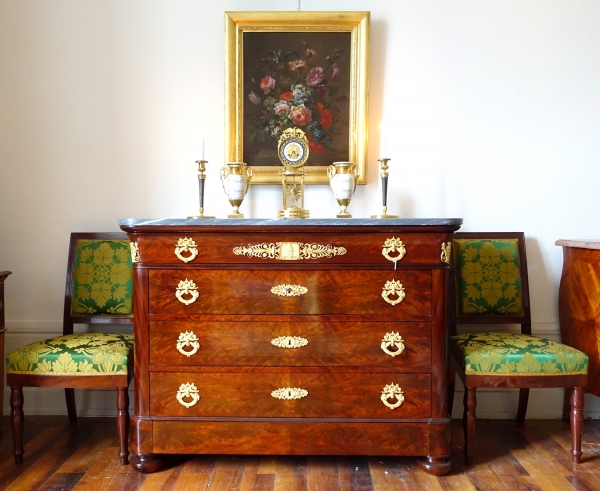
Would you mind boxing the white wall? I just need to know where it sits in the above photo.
[1,0,599,418]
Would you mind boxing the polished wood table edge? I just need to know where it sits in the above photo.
[555,239,600,249]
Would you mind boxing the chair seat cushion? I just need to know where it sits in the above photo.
[6,333,133,376]
[450,332,588,376]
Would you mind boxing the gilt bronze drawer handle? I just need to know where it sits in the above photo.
[381,332,405,357]
[176,382,200,408]
[176,331,200,357]
[381,383,405,409]
[271,336,308,349]
[382,280,406,306]
[271,387,308,400]
[174,237,199,263]
[271,284,308,297]
[382,237,406,265]
[175,279,199,305]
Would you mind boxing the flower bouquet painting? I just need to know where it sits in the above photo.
[243,31,351,168]
[226,11,369,184]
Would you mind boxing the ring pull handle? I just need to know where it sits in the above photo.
[271,336,308,349]
[381,332,405,357]
[177,331,200,357]
[177,382,200,408]
[271,284,308,297]
[174,237,199,263]
[176,279,199,305]
[381,280,405,306]
[381,383,405,409]
[271,387,308,400]
[382,238,406,269]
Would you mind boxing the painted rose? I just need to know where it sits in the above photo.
[273,100,291,115]
[279,92,295,101]
[260,76,276,94]
[248,91,261,105]
[306,67,324,87]
[287,59,307,71]
[289,104,312,125]
[308,140,326,154]
[316,103,333,129]
[331,63,340,81]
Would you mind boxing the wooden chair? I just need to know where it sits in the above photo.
[447,232,588,464]
[6,233,134,465]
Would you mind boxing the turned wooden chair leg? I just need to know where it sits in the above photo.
[116,387,130,465]
[516,388,530,425]
[65,388,77,423]
[562,388,572,423]
[10,386,25,464]
[463,386,477,465]
[447,365,456,417]
[570,387,584,464]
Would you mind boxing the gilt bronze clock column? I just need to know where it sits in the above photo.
[277,128,310,218]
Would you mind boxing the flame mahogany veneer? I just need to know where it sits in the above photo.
[120,219,462,475]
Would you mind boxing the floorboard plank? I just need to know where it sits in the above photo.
[1,418,599,491]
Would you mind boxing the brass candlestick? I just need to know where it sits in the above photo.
[371,158,398,219]
[188,160,215,219]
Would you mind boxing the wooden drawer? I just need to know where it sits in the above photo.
[135,232,447,266]
[149,320,432,370]
[149,372,431,418]
[148,269,432,316]
[152,421,432,456]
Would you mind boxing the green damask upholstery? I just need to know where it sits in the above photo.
[71,239,133,315]
[450,332,588,376]
[6,234,135,466]
[6,333,133,376]
[454,238,523,316]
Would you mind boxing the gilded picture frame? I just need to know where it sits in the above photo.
[225,11,370,184]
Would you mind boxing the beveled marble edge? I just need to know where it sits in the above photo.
[119,217,463,228]
[555,239,600,249]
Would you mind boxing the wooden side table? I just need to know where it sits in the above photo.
[0,271,12,433]
[556,241,600,417]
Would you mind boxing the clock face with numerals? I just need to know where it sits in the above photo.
[278,128,309,169]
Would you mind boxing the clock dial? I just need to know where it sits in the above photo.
[283,142,304,163]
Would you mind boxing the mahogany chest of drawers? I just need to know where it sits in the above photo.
[120,218,461,475]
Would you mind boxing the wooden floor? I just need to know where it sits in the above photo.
[1,417,600,490]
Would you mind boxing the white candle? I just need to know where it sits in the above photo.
[201,137,205,160]
[380,124,387,158]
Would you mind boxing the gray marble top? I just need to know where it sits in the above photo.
[119,218,463,228]
[555,240,600,250]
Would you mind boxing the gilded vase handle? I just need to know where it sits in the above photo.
[381,332,405,357]
[176,331,200,357]
[176,279,199,305]
[177,382,200,408]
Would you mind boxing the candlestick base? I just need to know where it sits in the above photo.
[371,213,399,219]
[371,206,398,219]
[188,208,215,219]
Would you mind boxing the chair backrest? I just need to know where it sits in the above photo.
[63,232,134,335]
[449,232,531,335]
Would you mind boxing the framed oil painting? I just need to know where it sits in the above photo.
[225,11,370,184]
